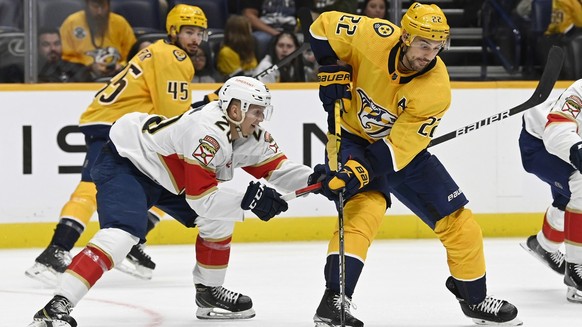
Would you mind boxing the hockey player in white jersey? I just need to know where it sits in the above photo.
[519,79,582,303]
[27,76,316,327]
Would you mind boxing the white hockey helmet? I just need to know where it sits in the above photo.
[219,76,273,125]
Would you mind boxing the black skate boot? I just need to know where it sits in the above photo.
[25,245,72,286]
[313,289,363,327]
[520,235,565,274]
[28,295,77,327]
[115,244,156,280]
[195,283,255,319]
[564,262,582,303]
[446,277,522,325]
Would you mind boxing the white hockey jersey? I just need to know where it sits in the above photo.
[523,79,582,165]
[109,102,312,221]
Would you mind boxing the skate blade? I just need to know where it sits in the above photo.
[472,317,523,326]
[566,286,582,304]
[519,242,564,275]
[27,319,73,327]
[24,262,59,287]
[114,258,153,280]
[313,314,336,327]
[196,307,255,320]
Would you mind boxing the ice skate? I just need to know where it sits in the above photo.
[520,235,565,274]
[115,244,156,280]
[27,295,77,327]
[564,262,582,303]
[25,245,72,287]
[195,283,255,319]
[446,277,522,326]
[313,289,363,327]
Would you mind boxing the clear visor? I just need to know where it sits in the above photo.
[246,105,273,121]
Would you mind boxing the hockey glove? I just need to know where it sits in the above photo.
[570,141,582,172]
[328,159,372,198]
[308,164,339,202]
[317,65,352,113]
[241,181,288,221]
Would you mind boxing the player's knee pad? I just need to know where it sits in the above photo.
[328,191,386,261]
[60,181,97,225]
[89,228,139,267]
[196,217,235,240]
[434,207,485,280]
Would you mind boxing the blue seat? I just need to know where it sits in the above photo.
[37,0,83,29]
[168,0,229,29]
[111,0,164,36]
[0,0,23,32]
[0,31,24,82]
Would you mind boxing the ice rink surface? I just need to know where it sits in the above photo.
[2,238,581,327]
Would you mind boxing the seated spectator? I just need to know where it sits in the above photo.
[216,15,258,79]
[254,32,305,83]
[241,0,301,60]
[38,27,92,82]
[60,0,137,81]
[311,0,358,16]
[192,42,220,83]
[360,0,387,19]
[127,39,152,60]
[518,0,582,79]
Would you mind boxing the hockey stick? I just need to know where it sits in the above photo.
[190,40,311,108]
[281,182,322,201]
[428,45,565,148]
[296,6,347,326]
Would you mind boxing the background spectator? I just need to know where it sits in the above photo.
[216,15,258,79]
[38,27,92,83]
[360,0,387,19]
[192,41,220,83]
[311,0,358,16]
[60,0,136,81]
[255,31,305,83]
[241,0,302,60]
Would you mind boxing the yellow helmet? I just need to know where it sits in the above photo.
[401,2,449,48]
[166,4,208,36]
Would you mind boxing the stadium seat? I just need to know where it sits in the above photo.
[37,0,83,29]
[168,0,229,30]
[0,0,23,32]
[0,31,24,82]
[111,0,164,36]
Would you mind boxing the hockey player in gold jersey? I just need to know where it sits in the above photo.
[25,4,208,284]
[307,3,521,326]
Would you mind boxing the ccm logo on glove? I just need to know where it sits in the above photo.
[241,181,288,221]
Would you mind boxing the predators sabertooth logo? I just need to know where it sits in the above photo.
[357,88,397,139]
[561,95,582,118]
[373,22,394,38]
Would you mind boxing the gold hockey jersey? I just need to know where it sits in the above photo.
[310,11,451,172]
[80,39,194,127]
[60,10,136,67]
[547,0,582,35]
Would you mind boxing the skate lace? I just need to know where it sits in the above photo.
[133,244,152,261]
[51,296,74,315]
[574,264,582,278]
[54,247,72,266]
[472,296,504,314]
[332,294,357,313]
[550,251,565,266]
[212,286,240,304]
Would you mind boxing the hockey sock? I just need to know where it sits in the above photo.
[324,254,364,297]
[194,235,231,285]
[51,218,85,251]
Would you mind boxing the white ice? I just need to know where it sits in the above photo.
[2,239,581,326]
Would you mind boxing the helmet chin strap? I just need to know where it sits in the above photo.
[225,110,247,138]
